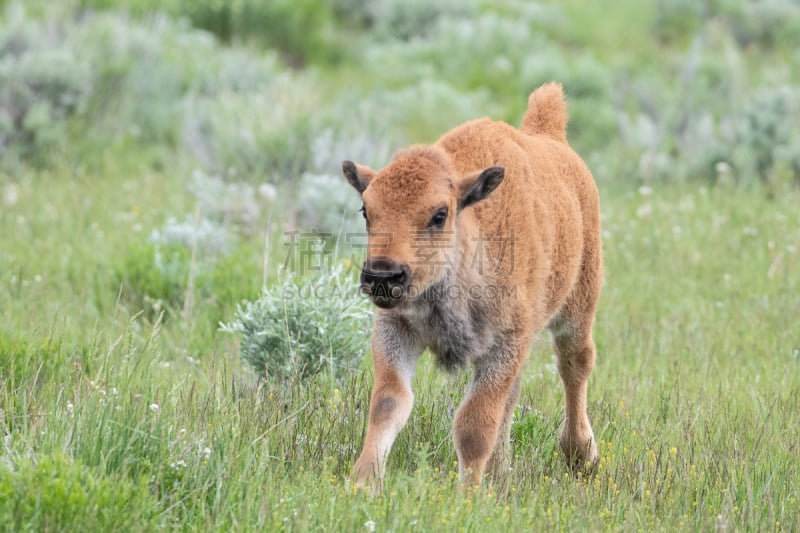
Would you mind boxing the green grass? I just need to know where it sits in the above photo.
[2,149,799,530]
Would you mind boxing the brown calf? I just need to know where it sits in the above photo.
[342,82,603,488]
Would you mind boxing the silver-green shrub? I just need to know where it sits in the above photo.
[1,1,315,175]
[367,0,477,41]
[718,0,800,48]
[221,265,372,381]
[0,5,92,163]
[722,85,800,186]
[181,76,319,182]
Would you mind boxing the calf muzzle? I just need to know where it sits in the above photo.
[360,259,411,309]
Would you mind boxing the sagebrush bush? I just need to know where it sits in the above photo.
[0,6,92,165]
[652,0,706,44]
[0,5,188,164]
[717,0,800,48]
[1,1,321,174]
[309,125,398,176]
[360,6,613,151]
[75,12,215,145]
[721,84,800,186]
[221,265,371,381]
[288,122,396,236]
[78,0,349,65]
[182,83,319,182]
[366,0,477,41]
[363,7,540,92]
[363,80,497,142]
[653,0,800,47]
[186,170,276,235]
[296,173,363,236]
[185,0,346,66]
[612,41,800,186]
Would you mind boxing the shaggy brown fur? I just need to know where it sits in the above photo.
[343,82,603,489]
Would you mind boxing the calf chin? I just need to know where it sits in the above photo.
[366,284,406,309]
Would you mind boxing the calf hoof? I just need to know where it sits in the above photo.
[351,459,383,496]
[559,431,598,475]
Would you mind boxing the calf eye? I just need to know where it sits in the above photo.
[430,209,447,229]
[359,204,367,219]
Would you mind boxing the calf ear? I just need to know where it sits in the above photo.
[458,166,505,210]
[342,160,377,195]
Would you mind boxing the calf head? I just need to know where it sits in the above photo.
[343,147,504,309]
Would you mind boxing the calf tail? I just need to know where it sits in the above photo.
[520,82,568,143]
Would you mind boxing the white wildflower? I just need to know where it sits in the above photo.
[258,183,277,201]
[3,184,18,206]
[635,203,652,218]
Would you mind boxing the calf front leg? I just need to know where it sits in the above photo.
[453,353,523,486]
[352,328,421,491]
[485,373,521,479]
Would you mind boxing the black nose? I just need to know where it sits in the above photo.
[361,265,407,286]
[360,259,411,307]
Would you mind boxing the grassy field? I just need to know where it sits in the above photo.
[3,164,798,530]
[2,0,800,531]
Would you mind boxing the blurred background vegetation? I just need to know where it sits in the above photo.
[3,0,799,186]
[2,0,799,369]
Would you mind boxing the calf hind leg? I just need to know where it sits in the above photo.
[550,313,599,471]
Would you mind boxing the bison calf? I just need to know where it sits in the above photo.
[342,83,602,488]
